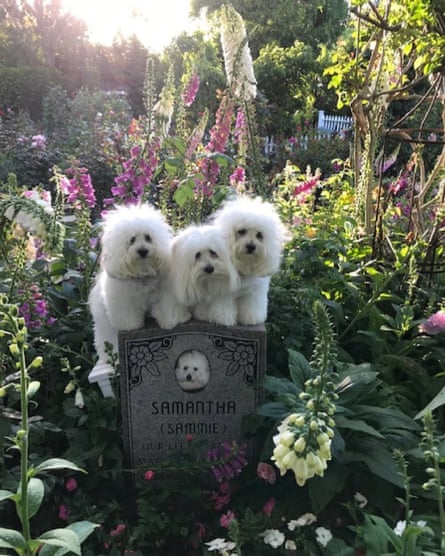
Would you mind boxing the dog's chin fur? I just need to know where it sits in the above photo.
[211,195,288,325]
[166,225,240,326]
[89,204,172,368]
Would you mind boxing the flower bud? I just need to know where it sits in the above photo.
[280,430,296,447]
[30,356,43,369]
[317,432,330,446]
[282,450,298,470]
[293,414,305,427]
[294,436,306,453]
[272,443,290,462]
[9,343,19,356]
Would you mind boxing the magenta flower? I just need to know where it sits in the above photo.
[61,166,96,209]
[110,523,126,537]
[210,482,232,511]
[18,285,55,329]
[31,134,46,149]
[207,441,247,483]
[58,504,69,520]
[220,510,236,528]
[229,166,246,188]
[262,497,276,516]
[419,310,445,335]
[197,95,235,193]
[293,176,319,202]
[106,139,160,206]
[183,73,200,107]
[257,462,277,485]
[389,175,409,195]
[65,478,77,492]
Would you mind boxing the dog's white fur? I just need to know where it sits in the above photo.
[158,224,240,327]
[175,349,210,392]
[212,196,287,325]
[89,203,172,369]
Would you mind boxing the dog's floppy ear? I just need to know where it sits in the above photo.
[170,228,201,305]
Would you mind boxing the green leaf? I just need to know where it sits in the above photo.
[415,384,445,419]
[0,527,26,552]
[335,415,384,438]
[36,528,81,556]
[27,477,44,518]
[288,349,313,389]
[39,521,99,556]
[308,463,349,514]
[0,489,14,503]
[206,152,233,167]
[261,375,298,395]
[33,458,85,475]
[361,514,401,555]
[346,438,404,487]
[256,401,289,418]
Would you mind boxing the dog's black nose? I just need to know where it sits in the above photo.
[246,242,256,254]
[137,247,149,258]
[186,374,192,381]
[204,264,214,274]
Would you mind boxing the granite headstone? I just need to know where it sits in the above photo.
[119,320,266,473]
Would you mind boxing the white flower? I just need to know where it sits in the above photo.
[416,520,427,528]
[394,520,406,536]
[218,4,256,100]
[288,513,318,530]
[205,538,236,552]
[315,526,333,547]
[74,388,85,408]
[261,529,285,548]
[285,539,297,551]
[353,491,368,508]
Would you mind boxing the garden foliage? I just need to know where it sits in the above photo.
[0,2,445,555]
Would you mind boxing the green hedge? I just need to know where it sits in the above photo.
[0,65,62,120]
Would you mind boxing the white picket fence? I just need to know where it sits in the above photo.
[317,110,352,134]
[263,110,353,155]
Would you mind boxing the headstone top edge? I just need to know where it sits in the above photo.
[118,319,266,341]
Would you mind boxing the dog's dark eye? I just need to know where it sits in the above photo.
[256,231,263,240]
[193,367,198,371]
[237,228,247,236]
[129,236,136,245]
[183,366,188,371]
[144,234,151,242]
[195,252,201,260]
[209,249,219,258]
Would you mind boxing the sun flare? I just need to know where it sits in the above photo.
[60,0,198,52]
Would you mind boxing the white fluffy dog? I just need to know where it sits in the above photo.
[89,203,172,372]
[212,196,287,325]
[175,349,210,392]
[158,224,240,327]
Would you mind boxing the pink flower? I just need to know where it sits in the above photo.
[419,310,445,335]
[144,469,155,480]
[31,134,46,149]
[262,497,275,516]
[58,504,69,520]
[257,462,277,485]
[229,166,245,188]
[220,510,236,528]
[183,73,200,107]
[110,523,126,536]
[65,478,77,492]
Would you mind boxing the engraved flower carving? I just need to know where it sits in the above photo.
[217,340,256,378]
[128,340,169,387]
